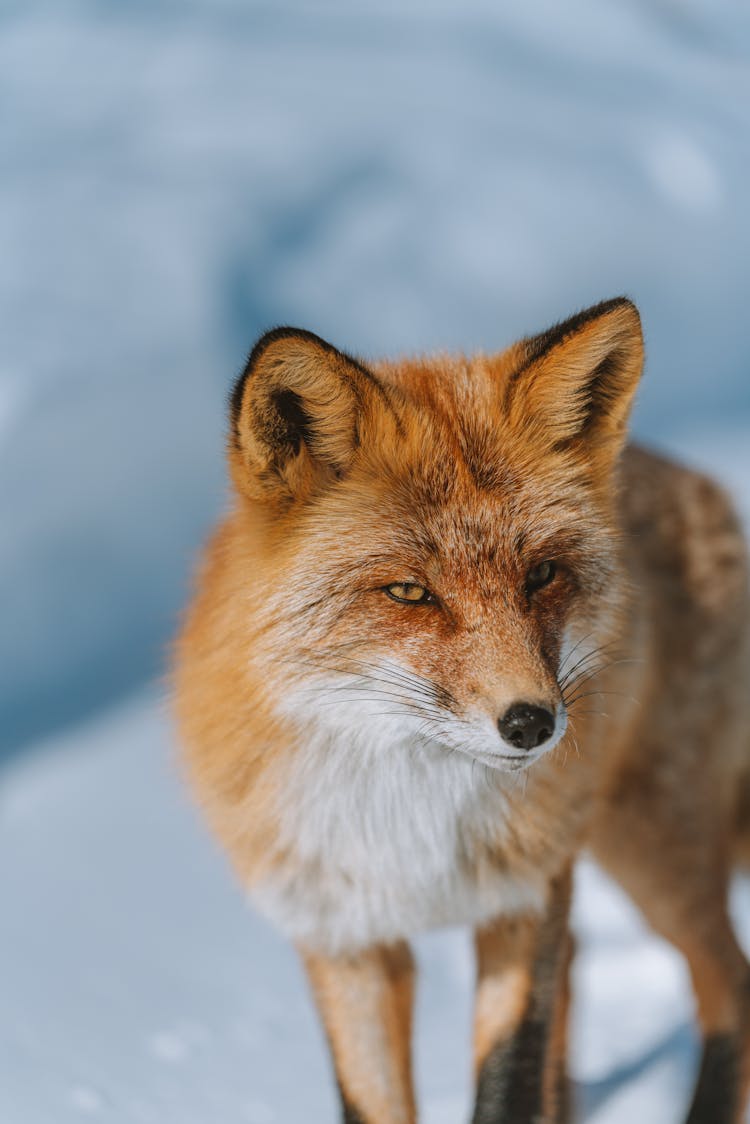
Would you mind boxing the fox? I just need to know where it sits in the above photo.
[173,297,750,1124]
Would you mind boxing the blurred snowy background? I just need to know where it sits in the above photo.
[3,1,750,1121]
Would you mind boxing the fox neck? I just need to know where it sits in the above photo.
[251,707,556,955]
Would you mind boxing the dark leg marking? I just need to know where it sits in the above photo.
[549,932,574,1124]
[472,871,573,1124]
[686,1033,739,1124]
[339,1086,368,1124]
[553,1066,572,1124]
[472,1015,548,1124]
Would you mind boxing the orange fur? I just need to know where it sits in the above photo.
[473,917,536,1074]
[173,300,750,1123]
[304,943,416,1124]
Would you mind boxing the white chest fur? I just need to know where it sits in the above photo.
[251,705,547,954]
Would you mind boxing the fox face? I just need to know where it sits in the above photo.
[229,300,643,778]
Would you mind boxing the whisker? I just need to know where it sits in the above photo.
[566,707,610,720]
[559,647,623,695]
[557,631,597,678]
[566,687,641,708]
[289,652,460,715]
[558,641,619,689]
[560,653,641,703]
[313,698,444,721]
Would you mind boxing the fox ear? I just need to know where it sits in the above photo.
[229,328,382,502]
[508,298,644,466]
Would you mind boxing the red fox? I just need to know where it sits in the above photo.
[173,298,750,1123]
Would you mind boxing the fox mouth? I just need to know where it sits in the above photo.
[466,750,542,773]
[461,707,568,773]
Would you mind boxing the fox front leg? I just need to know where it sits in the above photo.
[301,941,416,1124]
[471,869,573,1124]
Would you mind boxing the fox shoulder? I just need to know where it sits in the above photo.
[622,443,749,625]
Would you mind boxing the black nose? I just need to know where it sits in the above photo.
[498,703,555,751]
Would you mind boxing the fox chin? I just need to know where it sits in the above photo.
[174,298,750,1124]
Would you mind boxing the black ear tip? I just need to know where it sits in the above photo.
[576,295,640,326]
[228,327,379,439]
[229,365,249,432]
[602,299,643,348]
[605,296,641,323]
[520,296,642,373]
[229,326,331,431]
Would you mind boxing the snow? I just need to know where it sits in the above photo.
[4,0,750,1120]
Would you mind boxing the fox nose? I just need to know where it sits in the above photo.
[498,703,555,751]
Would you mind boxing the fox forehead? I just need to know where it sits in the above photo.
[287,354,608,589]
[311,476,596,582]
[368,348,529,490]
[365,353,603,511]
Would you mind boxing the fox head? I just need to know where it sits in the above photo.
[229,299,643,774]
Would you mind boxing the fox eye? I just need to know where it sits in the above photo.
[526,560,557,594]
[384,582,433,605]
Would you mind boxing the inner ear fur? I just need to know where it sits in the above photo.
[230,327,386,502]
[507,297,644,462]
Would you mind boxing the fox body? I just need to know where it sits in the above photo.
[174,300,750,1123]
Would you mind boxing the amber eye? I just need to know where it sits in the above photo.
[526,560,557,594]
[384,582,433,604]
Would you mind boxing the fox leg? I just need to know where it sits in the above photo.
[632,887,749,1124]
[472,868,573,1124]
[592,792,750,1124]
[677,920,750,1124]
[301,941,416,1124]
[680,919,750,1124]
[546,929,575,1124]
